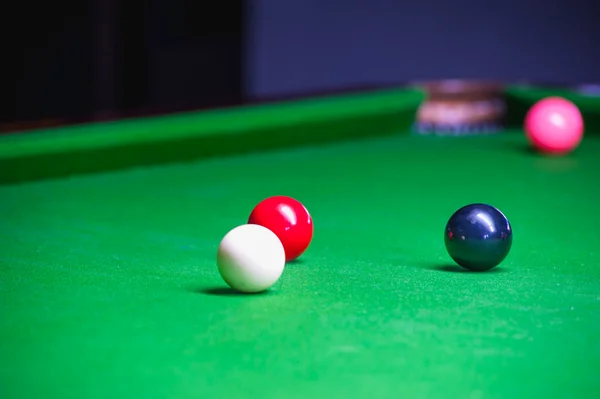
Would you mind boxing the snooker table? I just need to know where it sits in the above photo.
[1,85,599,399]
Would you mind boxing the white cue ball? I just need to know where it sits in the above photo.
[216,224,286,293]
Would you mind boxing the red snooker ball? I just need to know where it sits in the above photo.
[524,96,584,155]
[248,196,313,261]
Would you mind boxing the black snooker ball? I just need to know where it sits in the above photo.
[444,203,512,271]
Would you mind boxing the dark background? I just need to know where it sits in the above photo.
[2,0,599,127]
[2,0,243,126]
[248,0,600,96]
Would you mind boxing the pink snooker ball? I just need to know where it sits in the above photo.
[524,96,584,155]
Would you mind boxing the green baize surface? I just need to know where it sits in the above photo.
[1,130,599,398]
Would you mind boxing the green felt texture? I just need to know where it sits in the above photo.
[2,84,600,186]
[0,88,423,185]
[1,131,599,398]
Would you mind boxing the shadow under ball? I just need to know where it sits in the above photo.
[444,204,513,271]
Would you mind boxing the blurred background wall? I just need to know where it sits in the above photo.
[2,0,599,128]
[247,0,600,96]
